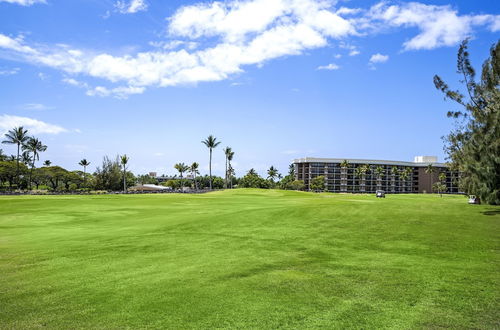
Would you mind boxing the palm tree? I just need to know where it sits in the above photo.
[190,162,200,190]
[79,159,91,187]
[120,154,129,192]
[223,146,232,189]
[400,167,413,193]
[340,160,349,191]
[201,135,221,190]
[21,151,32,166]
[174,162,189,190]
[22,137,47,189]
[425,164,435,193]
[2,126,29,186]
[228,165,235,188]
[43,160,52,167]
[247,168,257,176]
[227,151,235,189]
[267,166,279,184]
[390,166,399,192]
[374,166,385,190]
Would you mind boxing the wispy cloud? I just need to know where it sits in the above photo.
[317,63,340,71]
[0,0,46,6]
[20,103,54,111]
[114,0,148,14]
[0,114,67,135]
[0,67,20,76]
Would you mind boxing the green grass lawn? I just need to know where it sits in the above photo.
[0,189,499,329]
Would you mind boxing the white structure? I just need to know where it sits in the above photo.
[414,156,438,163]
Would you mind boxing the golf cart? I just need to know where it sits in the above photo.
[376,190,385,198]
[468,195,481,204]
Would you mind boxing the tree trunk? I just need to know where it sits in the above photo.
[224,156,228,189]
[16,143,20,188]
[123,168,126,192]
[209,149,212,190]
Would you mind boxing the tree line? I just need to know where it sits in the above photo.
[0,131,304,192]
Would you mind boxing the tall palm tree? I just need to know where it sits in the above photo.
[390,166,399,192]
[79,159,91,187]
[228,165,235,188]
[2,126,29,186]
[400,167,413,193]
[22,137,47,189]
[359,164,369,192]
[340,160,349,191]
[425,164,435,192]
[201,135,221,190]
[267,166,279,183]
[227,151,235,189]
[174,162,189,189]
[374,166,385,190]
[120,154,129,192]
[43,160,52,167]
[223,146,232,189]
[190,162,200,190]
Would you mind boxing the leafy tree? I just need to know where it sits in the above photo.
[0,161,27,190]
[239,170,270,188]
[79,159,91,187]
[23,137,47,189]
[434,39,499,204]
[212,176,224,189]
[94,156,124,191]
[202,135,221,190]
[120,155,129,192]
[310,175,325,192]
[2,126,29,186]
[0,149,6,161]
[43,160,51,167]
[43,166,68,190]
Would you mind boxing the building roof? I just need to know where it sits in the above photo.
[293,157,448,167]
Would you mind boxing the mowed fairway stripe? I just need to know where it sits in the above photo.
[0,189,498,328]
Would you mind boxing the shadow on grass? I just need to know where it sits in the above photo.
[482,209,500,216]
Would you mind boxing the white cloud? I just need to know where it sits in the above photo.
[0,0,46,6]
[115,0,148,14]
[369,53,389,63]
[86,85,145,99]
[0,67,19,75]
[365,2,500,50]
[317,63,340,70]
[20,103,54,111]
[0,114,67,135]
[0,0,498,97]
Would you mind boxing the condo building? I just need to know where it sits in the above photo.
[294,156,461,194]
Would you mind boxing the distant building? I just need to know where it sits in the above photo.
[294,156,460,194]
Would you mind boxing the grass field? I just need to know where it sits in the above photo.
[0,189,499,329]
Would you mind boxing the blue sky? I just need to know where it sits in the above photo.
[0,0,498,177]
